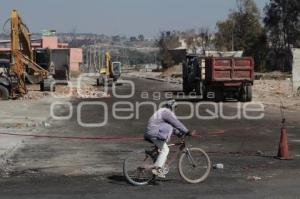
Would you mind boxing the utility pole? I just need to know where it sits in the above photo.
[98,46,101,72]
[231,32,234,51]
[87,47,90,73]
[89,46,92,73]
[93,45,97,70]
[231,21,235,51]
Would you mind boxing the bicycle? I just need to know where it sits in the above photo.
[123,134,211,186]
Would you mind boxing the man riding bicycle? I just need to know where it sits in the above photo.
[144,99,191,178]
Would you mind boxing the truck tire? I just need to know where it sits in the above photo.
[97,76,105,86]
[239,86,247,102]
[182,61,192,94]
[0,85,9,100]
[183,78,191,94]
[246,85,252,102]
[195,81,203,96]
[65,68,70,81]
[183,82,192,94]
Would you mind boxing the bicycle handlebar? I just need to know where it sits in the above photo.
[175,130,197,140]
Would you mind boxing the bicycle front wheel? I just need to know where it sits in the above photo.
[123,151,156,186]
[178,147,211,184]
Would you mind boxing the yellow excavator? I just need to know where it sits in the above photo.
[96,51,121,86]
[0,9,54,100]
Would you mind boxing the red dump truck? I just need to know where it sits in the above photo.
[182,54,254,102]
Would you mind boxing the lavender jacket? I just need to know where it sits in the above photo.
[144,108,189,142]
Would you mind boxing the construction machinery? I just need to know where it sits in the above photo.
[0,59,13,100]
[96,51,121,86]
[34,48,69,81]
[183,54,254,102]
[0,9,54,100]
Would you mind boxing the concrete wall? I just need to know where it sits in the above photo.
[70,63,80,76]
[42,36,58,48]
[70,48,83,74]
[292,48,300,93]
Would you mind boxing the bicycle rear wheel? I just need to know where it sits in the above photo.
[178,147,211,184]
[123,151,156,186]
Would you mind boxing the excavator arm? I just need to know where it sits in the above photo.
[100,51,112,76]
[11,9,33,60]
[10,9,49,97]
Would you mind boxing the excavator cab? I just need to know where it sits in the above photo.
[112,61,121,81]
[0,59,12,100]
[0,58,29,100]
[0,59,10,75]
[96,51,121,86]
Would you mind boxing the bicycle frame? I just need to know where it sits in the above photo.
[163,143,183,167]
[154,136,191,168]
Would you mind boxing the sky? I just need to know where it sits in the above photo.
[0,0,269,38]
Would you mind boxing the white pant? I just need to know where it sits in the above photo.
[151,139,169,168]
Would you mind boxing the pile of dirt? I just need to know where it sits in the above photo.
[253,80,300,109]
[253,80,293,98]
[162,64,182,78]
[69,86,110,99]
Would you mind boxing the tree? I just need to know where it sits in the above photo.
[183,29,197,53]
[156,31,181,69]
[264,0,300,71]
[112,35,121,42]
[130,36,138,42]
[199,27,213,52]
[138,34,145,41]
[183,28,213,54]
[215,19,235,51]
[214,0,267,71]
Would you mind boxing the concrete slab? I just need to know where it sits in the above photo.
[0,129,26,175]
[292,48,300,93]
[0,97,53,128]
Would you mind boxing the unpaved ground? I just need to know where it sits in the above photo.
[253,79,300,109]
[0,77,108,128]
[0,76,299,198]
[0,77,109,175]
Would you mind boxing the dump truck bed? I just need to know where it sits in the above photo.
[205,57,254,82]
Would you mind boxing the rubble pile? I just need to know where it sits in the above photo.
[69,86,110,99]
[253,80,300,108]
[253,80,293,98]
[18,84,109,101]
[18,92,50,101]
